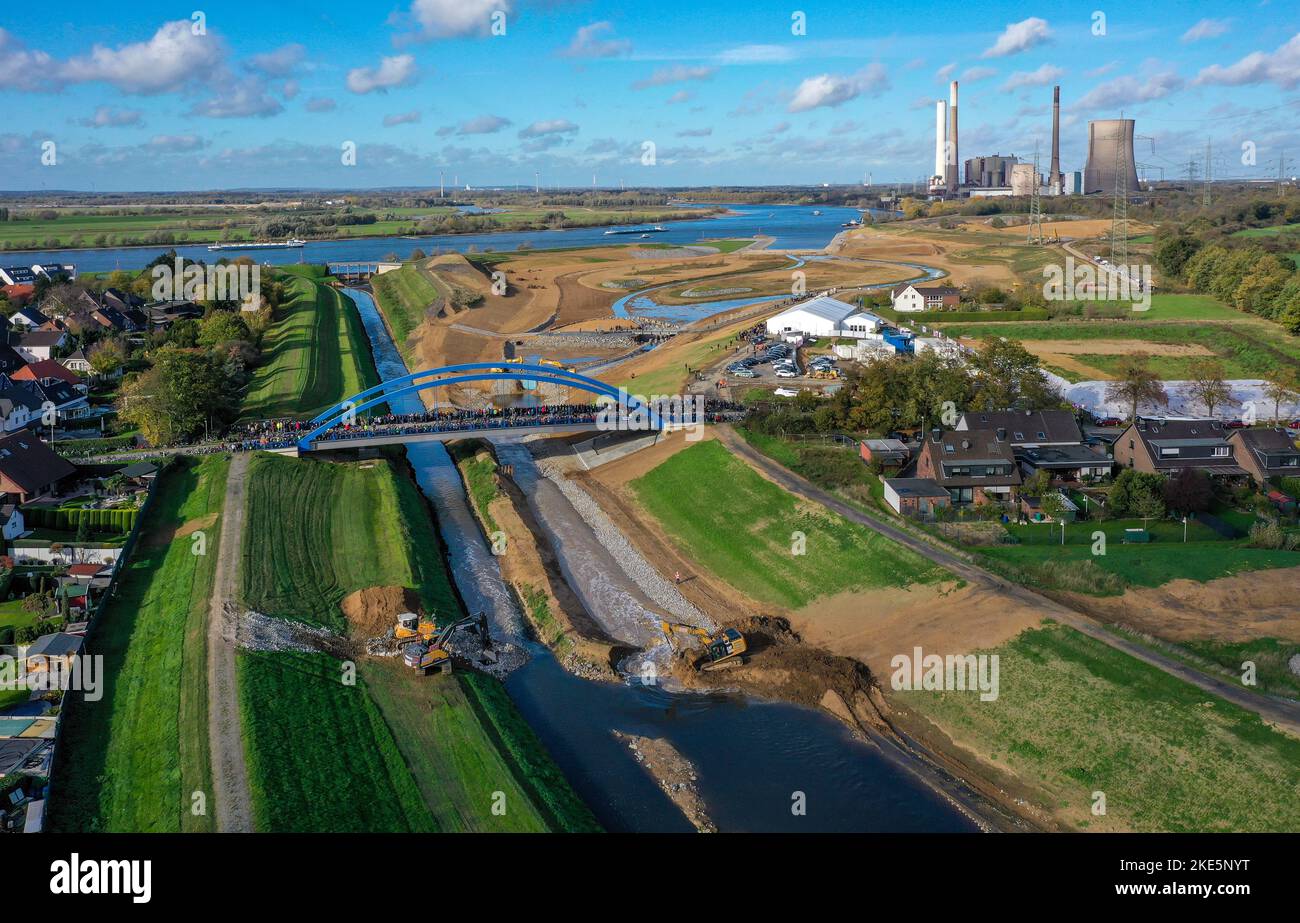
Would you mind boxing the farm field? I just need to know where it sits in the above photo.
[47,456,228,832]
[239,273,378,420]
[899,621,1300,831]
[237,451,590,832]
[630,439,947,609]
[938,316,1300,380]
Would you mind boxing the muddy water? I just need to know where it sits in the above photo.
[344,286,977,833]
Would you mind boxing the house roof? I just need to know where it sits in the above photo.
[772,295,858,325]
[1132,417,1228,442]
[13,306,49,326]
[11,360,80,387]
[1231,428,1300,472]
[1019,444,1110,468]
[61,348,88,365]
[119,462,158,478]
[884,477,950,498]
[0,344,26,375]
[25,632,84,658]
[18,329,65,348]
[0,432,77,494]
[892,283,960,297]
[959,409,1083,445]
[924,428,1022,487]
[67,563,106,577]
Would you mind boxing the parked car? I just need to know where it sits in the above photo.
[775,369,798,379]
[731,368,757,378]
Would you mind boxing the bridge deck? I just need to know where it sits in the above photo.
[304,421,658,451]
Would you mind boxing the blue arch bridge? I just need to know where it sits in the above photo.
[291,362,680,454]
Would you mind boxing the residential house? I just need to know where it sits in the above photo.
[19,377,89,421]
[0,379,41,433]
[1228,428,1300,487]
[0,504,23,540]
[0,343,26,378]
[8,306,50,329]
[16,329,67,362]
[146,299,203,330]
[118,461,158,486]
[890,283,961,313]
[916,428,1022,505]
[31,263,75,282]
[1,284,34,308]
[882,478,951,517]
[12,360,86,392]
[0,267,36,287]
[0,432,77,503]
[957,409,1110,482]
[60,349,92,374]
[23,632,84,674]
[1113,417,1248,480]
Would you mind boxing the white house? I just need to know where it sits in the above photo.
[16,329,67,362]
[890,283,961,313]
[765,296,882,339]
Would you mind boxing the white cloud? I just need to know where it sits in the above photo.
[453,114,512,135]
[788,64,889,113]
[79,106,144,128]
[383,110,422,127]
[982,17,1052,58]
[60,20,225,94]
[190,76,284,118]
[1001,63,1064,91]
[676,127,712,138]
[717,44,794,64]
[1076,70,1184,109]
[559,21,631,59]
[148,134,207,153]
[518,119,579,139]
[347,55,418,94]
[666,90,693,104]
[961,66,997,83]
[246,43,306,76]
[405,0,505,40]
[305,97,337,112]
[1181,18,1232,43]
[0,28,55,91]
[632,65,716,90]
[1195,33,1300,89]
[936,62,956,81]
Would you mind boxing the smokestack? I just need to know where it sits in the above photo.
[1049,85,1062,195]
[947,81,959,194]
[934,99,947,183]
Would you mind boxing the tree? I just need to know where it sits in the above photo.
[1263,368,1299,424]
[968,337,1057,411]
[197,311,250,348]
[1163,468,1212,516]
[1185,359,1233,418]
[88,338,128,377]
[1106,354,1167,421]
[117,350,232,445]
[1130,490,1166,528]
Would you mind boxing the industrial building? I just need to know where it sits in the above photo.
[964,155,1017,188]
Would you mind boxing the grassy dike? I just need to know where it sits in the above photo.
[48,456,229,832]
[236,452,599,832]
[239,271,379,421]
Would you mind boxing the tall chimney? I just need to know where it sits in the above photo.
[1049,85,1062,195]
[934,99,947,185]
[947,81,959,194]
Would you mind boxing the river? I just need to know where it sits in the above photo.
[343,284,976,833]
[12,204,869,273]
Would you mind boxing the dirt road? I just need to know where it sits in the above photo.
[207,452,254,832]
[716,427,1300,738]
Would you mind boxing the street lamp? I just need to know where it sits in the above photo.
[1182,516,1188,543]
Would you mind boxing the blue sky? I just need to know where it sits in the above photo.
[1,0,1298,190]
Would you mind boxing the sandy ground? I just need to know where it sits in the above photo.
[831,226,1017,288]
[1061,566,1300,643]
[612,731,715,832]
[959,217,1152,239]
[207,452,254,833]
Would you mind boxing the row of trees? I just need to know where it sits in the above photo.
[1106,354,1299,422]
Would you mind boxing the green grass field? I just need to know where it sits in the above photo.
[239,274,378,420]
[47,456,228,832]
[631,439,948,608]
[238,451,593,832]
[901,622,1300,831]
[371,262,444,359]
[241,453,459,633]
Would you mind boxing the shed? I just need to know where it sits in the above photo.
[860,438,910,468]
[882,477,951,517]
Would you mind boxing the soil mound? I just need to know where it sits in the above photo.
[340,585,423,638]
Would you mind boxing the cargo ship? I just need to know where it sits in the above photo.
[604,225,667,236]
[208,239,306,251]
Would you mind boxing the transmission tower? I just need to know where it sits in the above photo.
[1109,128,1129,270]
[1027,142,1044,245]
[1279,152,1295,197]
[1202,139,1212,208]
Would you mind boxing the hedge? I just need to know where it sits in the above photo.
[878,307,1051,324]
[21,506,138,535]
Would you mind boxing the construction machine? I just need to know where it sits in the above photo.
[406,612,493,676]
[394,612,437,645]
[660,621,748,671]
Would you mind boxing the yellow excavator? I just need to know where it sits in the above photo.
[394,612,437,644]
[660,621,748,671]
[404,612,492,675]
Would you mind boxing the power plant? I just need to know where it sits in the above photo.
[924,83,1135,200]
[1083,118,1140,196]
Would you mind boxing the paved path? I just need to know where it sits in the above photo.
[207,452,254,832]
[717,426,1300,739]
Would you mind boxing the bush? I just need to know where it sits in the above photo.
[0,627,13,645]
[1246,519,1299,550]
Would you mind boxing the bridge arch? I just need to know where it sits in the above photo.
[298,362,661,451]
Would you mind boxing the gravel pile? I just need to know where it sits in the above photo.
[536,461,712,630]
[238,609,349,657]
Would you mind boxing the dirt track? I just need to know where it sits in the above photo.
[207,452,254,833]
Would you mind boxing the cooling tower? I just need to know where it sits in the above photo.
[934,99,947,182]
[1083,119,1139,195]
[1049,86,1062,195]
[946,81,959,193]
